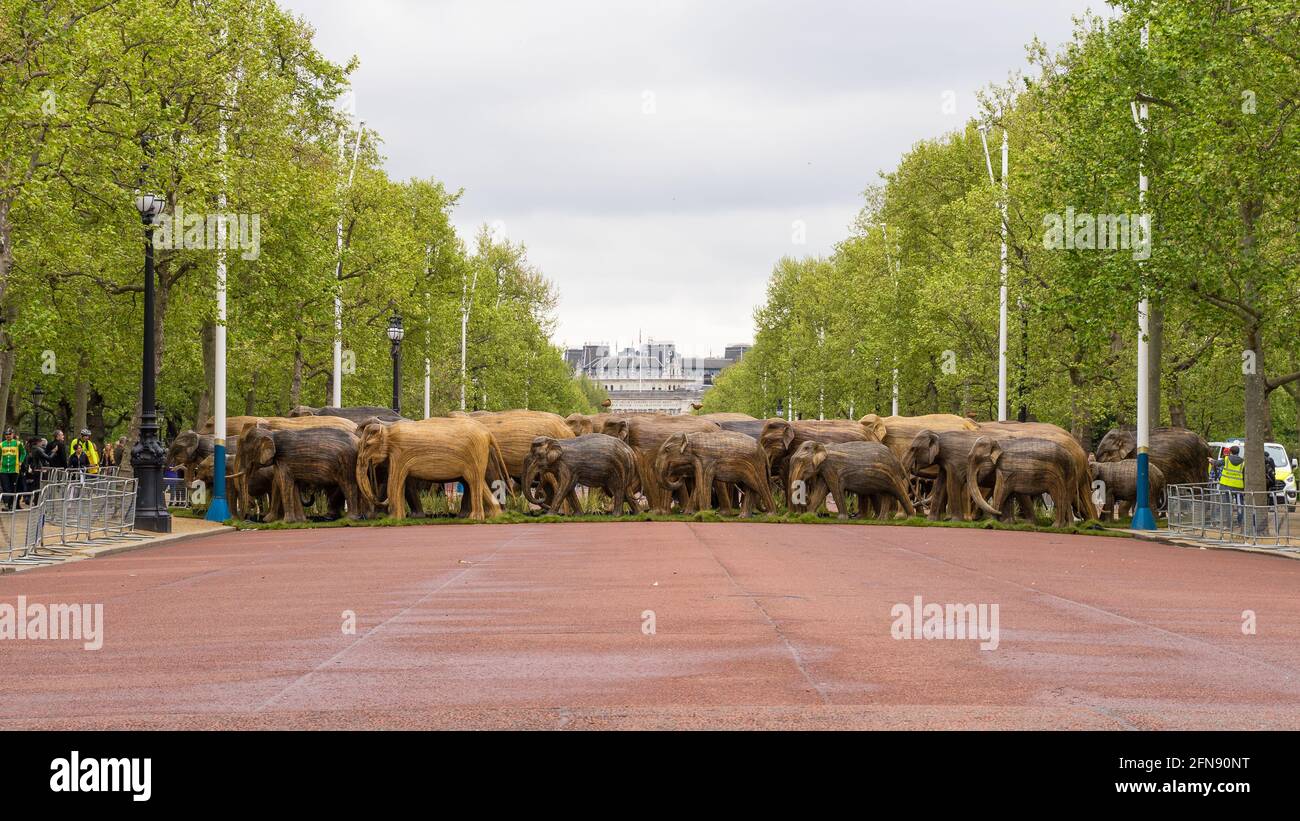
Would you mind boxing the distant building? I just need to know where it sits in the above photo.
[569,338,751,414]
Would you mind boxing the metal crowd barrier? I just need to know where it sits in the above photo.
[32,478,141,553]
[35,466,120,485]
[1166,482,1297,550]
[0,491,50,565]
[163,476,192,509]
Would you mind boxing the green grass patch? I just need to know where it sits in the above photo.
[229,509,1141,538]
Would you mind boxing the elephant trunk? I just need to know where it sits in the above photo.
[356,451,384,507]
[967,458,1001,517]
[523,458,547,506]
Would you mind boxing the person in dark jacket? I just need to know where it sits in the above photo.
[46,429,68,469]
[68,441,91,475]
[22,436,50,494]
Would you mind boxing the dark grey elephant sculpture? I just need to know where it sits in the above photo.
[521,434,642,515]
[787,440,915,519]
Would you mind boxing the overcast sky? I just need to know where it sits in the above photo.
[281,0,1105,357]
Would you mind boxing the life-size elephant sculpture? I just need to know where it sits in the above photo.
[1094,426,1209,488]
[466,410,573,484]
[167,430,216,482]
[902,428,1001,521]
[201,415,268,438]
[787,441,915,519]
[521,434,642,515]
[654,431,775,516]
[204,414,357,438]
[288,405,406,424]
[356,417,504,521]
[966,436,1077,528]
[602,415,722,513]
[198,451,275,521]
[1089,457,1167,521]
[758,418,886,499]
[980,420,1098,521]
[696,412,758,423]
[861,413,980,465]
[238,423,365,523]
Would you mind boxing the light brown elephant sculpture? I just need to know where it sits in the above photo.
[356,417,504,521]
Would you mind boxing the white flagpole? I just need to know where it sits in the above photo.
[332,122,363,408]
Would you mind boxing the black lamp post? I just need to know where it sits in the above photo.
[387,314,404,414]
[131,190,171,533]
[30,384,45,438]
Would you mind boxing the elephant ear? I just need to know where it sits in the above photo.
[608,418,630,442]
[256,435,276,467]
[989,442,1004,466]
[924,431,941,465]
[779,423,795,450]
[858,414,886,442]
[811,442,828,469]
[546,441,563,464]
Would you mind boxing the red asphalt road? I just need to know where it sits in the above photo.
[1,523,1298,730]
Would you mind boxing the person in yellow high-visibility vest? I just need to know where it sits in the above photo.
[70,428,99,475]
[1218,444,1245,527]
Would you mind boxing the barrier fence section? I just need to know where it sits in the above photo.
[0,478,142,566]
[1166,482,1298,550]
[0,491,47,564]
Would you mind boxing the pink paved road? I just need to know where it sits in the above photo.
[1,523,1298,730]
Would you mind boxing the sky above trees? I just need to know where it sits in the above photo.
[280,0,1107,354]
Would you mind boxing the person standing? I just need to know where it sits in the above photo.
[1217,444,1246,529]
[0,428,26,509]
[47,429,68,469]
[70,428,99,474]
[100,437,117,471]
[22,436,50,494]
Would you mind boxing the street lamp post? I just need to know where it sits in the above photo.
[387,314,404,414]
[30,384,45,438]
[132,190,172,533]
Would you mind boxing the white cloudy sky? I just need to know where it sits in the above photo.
[281,0,1104,356]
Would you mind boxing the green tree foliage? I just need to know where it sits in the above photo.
[706,1,1299,493]
[0,0,596,440]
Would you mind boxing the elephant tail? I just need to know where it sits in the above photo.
[892,471,916,516]
[488,435,512,495]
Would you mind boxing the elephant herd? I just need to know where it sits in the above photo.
[164,405,1209,527]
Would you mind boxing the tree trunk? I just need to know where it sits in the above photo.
[1148,302,1163,426]
[289,333,304,409]
[194,320,215,430]
[73,349,91,433]
[1240,200,1265,497]
[0,346,12,434]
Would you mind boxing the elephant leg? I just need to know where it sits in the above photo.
[1052,486,1072,528]
[1016,493,1038,524]
[389,463,410,520]
[947,470,971,521]
[806,477,829,515]
[326,487,345,519]
[928,474,948,520]
[405,480,426,518]
[827,476,850,520]
[716,481,736,515]
[548,475,576,515]
[277,469,304,524]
